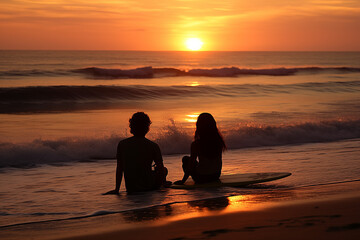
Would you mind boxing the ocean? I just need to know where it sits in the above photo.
[1,51,360,229]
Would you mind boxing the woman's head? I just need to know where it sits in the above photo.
[129,112,151,137]
[195,113,217,136]
[195,113,226,152]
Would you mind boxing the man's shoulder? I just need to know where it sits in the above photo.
[118,136,135,147]
[119,136,132,143]
[118,136,158,147]
[143,137,156,143]
[143,137,160,149]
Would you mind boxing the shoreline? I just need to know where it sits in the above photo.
[1,182,360,240]
[60,193,360,240]
[2,178,359,229]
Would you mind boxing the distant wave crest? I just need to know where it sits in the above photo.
[1,66,360,79]
[2,81,360,114]
[0,85,210,113]
[75,66,360,78]
[0,69,69,77]
[1,120,360,168]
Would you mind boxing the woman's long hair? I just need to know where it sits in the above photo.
[195,113,226,155]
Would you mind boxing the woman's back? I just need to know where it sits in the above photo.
[193,140,222,176]
[175,113,226,185]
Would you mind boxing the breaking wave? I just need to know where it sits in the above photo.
[1,66,360,79]
[72,66,360,78]
[1,120,360,168]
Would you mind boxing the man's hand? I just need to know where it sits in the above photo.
[103,189,119,195]
[173,180,184,185]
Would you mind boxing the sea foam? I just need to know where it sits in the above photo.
[1,120,359,168]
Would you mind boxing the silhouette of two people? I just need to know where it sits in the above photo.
[105,112,226,194]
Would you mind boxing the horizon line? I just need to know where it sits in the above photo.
[1,49,360,52]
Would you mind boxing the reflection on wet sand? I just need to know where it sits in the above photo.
[120,188,295,224]
[187,197,229,211]
[122,204,173,222]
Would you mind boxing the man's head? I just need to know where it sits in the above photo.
[129,112,151,137]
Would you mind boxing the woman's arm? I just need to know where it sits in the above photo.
[175,142,198,185]
[190,141,198,161]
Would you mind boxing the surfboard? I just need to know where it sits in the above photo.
[170,172,291,189]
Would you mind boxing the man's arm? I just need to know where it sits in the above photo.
[103,145,123,195]
[114,157,123,192]
[154,144,164,169]
[154,143,166,184]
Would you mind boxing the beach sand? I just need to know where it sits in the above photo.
[56,193,360,240]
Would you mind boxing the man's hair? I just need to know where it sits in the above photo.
[129,112,152,136]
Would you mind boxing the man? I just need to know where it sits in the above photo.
[104,112,170,194]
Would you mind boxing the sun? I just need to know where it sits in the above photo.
[185,38,203,51]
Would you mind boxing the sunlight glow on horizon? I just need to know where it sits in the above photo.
[0,0,360,50]
[187,82,200,87]
[185,38,204,51]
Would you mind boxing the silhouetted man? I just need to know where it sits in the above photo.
[105,112,169,194]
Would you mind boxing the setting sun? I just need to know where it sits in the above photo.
[185,38,203,51]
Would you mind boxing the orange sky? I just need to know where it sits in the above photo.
[0,0,360,51]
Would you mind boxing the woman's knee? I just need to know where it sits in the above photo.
[182,156,190,164]
[182,156,197,174]
[163,167,168,177]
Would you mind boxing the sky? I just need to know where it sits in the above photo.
[0,0,360,51]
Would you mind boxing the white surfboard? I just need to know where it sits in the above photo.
[170,172,291,189]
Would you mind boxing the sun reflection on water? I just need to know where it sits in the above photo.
[161,194,270,224]
[188,81,200,86]
[224,195,261,212]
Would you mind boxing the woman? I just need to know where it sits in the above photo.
[174,113,226,185]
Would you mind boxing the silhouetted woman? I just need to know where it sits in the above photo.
[175,113,226,185]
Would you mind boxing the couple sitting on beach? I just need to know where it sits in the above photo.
[105,112,226,194]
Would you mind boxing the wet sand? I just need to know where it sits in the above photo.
[59,193,360,240]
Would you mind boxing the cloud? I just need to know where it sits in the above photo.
[3,0,359,28]
[1,0,360,50]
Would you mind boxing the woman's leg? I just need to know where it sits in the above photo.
[182,156,198,174]
[181,156,198,183]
